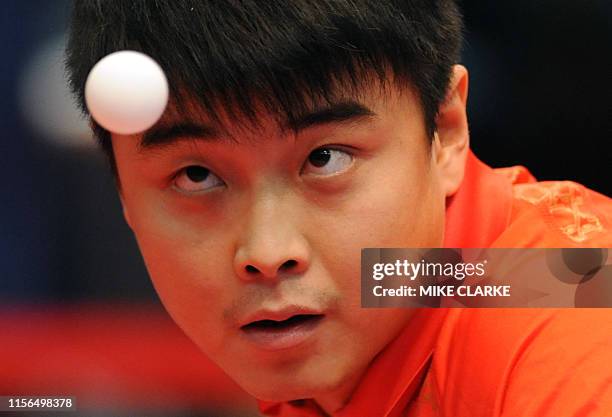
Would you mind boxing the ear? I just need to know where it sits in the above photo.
[433,64,470,197]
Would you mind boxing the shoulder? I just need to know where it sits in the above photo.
[492,166,612,247]
[431,308,612,416]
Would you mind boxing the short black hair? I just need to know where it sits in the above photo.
[65,0,463,176]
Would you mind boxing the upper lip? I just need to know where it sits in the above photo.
[239,305,325,328]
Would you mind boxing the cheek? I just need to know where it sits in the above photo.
[126,198,235,353]
[355,145,442,242]
[313,157,444,277]
[354,182,441,245]
[311,151,443,344]
[366,153,444,246]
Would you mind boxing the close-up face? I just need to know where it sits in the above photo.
[112,81,457,403]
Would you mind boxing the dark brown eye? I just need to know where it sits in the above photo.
[175,165,224,193]
[185,165,210,182]
[308,148,332,167]
[303,147,353,176]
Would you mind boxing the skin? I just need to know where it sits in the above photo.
[113,65,469,415]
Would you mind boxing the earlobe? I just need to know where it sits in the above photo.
[434,64,470,197]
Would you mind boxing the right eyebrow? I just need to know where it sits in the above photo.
[139,122,221,152]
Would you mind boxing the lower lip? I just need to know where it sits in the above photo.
[240,316,325,351]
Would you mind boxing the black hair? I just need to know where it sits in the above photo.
[65,0,463,176]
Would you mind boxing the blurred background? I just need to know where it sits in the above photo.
[1,1,610,416]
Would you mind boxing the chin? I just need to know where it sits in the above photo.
[243,380,316,403]
[239,360,353,403]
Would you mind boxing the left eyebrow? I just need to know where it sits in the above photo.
[288,100,377,132]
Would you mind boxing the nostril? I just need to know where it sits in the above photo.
[243,260,298,276]
[245,265,259,273]
[281,260,298,270]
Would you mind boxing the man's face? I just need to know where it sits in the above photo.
[113,85,447,402]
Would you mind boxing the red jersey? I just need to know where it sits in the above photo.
[259,151,612,417]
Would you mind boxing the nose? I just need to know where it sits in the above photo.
[233,193,310,283]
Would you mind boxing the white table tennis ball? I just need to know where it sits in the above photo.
[84,50,169,135]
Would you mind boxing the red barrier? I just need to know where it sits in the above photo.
[0,302,255,413]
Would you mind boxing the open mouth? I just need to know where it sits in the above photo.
[241,314,325,332]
